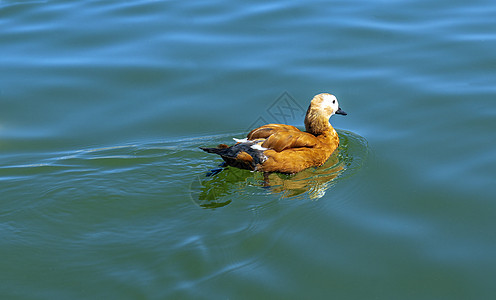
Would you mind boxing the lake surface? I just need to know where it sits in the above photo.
[1,0,495,299]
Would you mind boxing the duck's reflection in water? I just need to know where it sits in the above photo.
[263,154,344,200]
[192,152,345,208]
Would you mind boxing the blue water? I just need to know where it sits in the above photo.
[1,0,495,299]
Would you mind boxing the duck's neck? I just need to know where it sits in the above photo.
[304,109,333,136]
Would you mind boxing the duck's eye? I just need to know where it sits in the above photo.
[332,100,336,104]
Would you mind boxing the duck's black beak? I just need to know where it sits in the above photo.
[335,108,347,116]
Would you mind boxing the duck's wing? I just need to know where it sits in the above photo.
[247,124,318,152]
[261,130,319,152]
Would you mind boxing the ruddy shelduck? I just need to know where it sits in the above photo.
[201,93,347,174]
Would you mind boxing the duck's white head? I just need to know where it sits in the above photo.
[318,93,347,118]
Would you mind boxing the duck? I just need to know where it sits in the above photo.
[200,93,347,174]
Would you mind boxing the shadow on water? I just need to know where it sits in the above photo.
[189,130,368,209]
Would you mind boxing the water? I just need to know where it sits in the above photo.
[1,0,495,299]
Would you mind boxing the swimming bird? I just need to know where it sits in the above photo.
[200,93,347,174]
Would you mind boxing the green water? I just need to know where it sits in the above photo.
[1,0,495,299]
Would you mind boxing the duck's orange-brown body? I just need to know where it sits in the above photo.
[246,124,339,173]
[201,93,346,174]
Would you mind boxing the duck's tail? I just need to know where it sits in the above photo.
[200,141,266,171]
[199,144,230,155]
